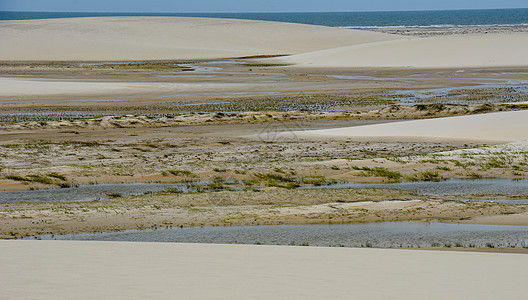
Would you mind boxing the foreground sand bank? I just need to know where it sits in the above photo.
[0,17,402,61]
[293,110,528,143]
[1,241,526,299]
[276,33,528,68]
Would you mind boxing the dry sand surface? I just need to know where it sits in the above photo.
[0,17,402,61]
[277,33,528,68]
[0,77,251,97]
[293,110,528,143]
[1,241,527,299]
[2,17,526,69]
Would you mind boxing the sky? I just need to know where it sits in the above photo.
[1,0,527,13]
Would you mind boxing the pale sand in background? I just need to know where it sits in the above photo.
[0,17,402,61]
[292,110,528,143]
[277,33,528,68]
[1,17,526,68]
[1,241,527,299]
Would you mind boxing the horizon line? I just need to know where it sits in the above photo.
[2,7,528,14]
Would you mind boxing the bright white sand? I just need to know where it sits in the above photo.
[1,241,527,299]
[278,33,528,68]
[294,110,528,143]
[0,77,250,97]
[0,17,402,61]
[0,77,154,96]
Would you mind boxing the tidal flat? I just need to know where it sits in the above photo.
[1,60,528,251]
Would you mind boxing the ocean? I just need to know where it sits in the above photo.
[1,9,527,28]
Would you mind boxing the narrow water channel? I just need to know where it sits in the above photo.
[32,222,528,249]
[304,178,528,196]
[2,178,527,203]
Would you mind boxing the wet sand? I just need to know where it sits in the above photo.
[1,63,528,241]
[1,18,527,251]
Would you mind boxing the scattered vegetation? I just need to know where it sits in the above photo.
[353,166,402,181]
[254,172,294,183]
[301,176,338,186]
[406,170,443,182]
[4,173,69,186]
[167,170,195,177]
[5,175,28,182]
[47,173,66,181]
[105,192,122,198]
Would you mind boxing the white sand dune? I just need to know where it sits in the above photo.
[277,33,528,68]
[0,17,402,61]
[293,110,528,143]
[1,241,527,299]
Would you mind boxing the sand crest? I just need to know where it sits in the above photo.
[277,33,528,68]
[0,17,402,61]
[293,110,528,143]
[1,241,527,299]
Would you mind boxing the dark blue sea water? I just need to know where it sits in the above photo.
[1,9,528,28]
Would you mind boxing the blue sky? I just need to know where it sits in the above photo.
[1,0,527,13]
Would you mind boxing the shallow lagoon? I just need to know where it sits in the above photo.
[33,222,528,248]
[0,183,194,203]
[2,178,528,203]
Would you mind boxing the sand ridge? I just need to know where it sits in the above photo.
[0,17,403,61]
[276,33,528,68]
[1,17,526,67]
[292,110,528,143]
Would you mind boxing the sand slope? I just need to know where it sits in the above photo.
[1,241,527,299]
[294,110,528,143]
[0,17,402,61]
[278,33,528,68]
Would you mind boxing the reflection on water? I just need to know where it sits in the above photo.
[33,222,528,248]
